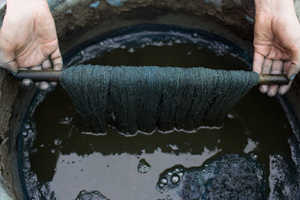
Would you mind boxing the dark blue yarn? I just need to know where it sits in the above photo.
[60,65,259,135]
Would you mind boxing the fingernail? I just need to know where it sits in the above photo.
[290,75,296,81]
[21,79,33,89]
[39,82,50,91]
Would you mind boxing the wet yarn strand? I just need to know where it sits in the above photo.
[60,65,260,135]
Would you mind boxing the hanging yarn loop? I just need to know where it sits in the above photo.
[60,65,260,135]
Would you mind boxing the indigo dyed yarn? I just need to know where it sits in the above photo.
[60,65,259,135]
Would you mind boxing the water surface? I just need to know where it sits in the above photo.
[19,25,296,200]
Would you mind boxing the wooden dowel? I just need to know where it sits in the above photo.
[15,70,290,85]
[16,70,61,82]
[258,74,289,85]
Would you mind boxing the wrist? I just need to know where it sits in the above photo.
[6,0,47,12]
[255,0,295,14]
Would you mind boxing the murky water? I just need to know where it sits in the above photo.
[19,25,298,200]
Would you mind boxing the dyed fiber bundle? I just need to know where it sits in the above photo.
[60,65,259,135]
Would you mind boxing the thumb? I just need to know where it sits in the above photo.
[0,60,19,74]
[0,46,19,74]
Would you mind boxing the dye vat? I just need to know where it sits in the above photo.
[18,25,299,199]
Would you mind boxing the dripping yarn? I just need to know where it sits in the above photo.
[60,65,260,135]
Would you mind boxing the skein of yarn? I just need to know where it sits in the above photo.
[60,65,259,135]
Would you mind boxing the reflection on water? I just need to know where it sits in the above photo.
[19,25,297,200]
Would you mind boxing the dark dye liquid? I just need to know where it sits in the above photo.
[19,25,298,200]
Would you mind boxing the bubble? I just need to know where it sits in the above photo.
[169,144,179,150]
[167,172,173,176]
[23,131,28,137]
[171,175,180,184]
[60,116,72,125]
[25,123,31,129]
[175,168,179,172]
[128,48,135,53]
[54,139,62,146]
[31,148,37,153]
[51,149,55,153]
[178,172,184,177]
[161,178,168,184]
[159,184,164,188]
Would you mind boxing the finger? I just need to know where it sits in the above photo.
[21,79,33,89]
[253,52,264,74]
[30,65,42,71]
[283,61,292,74]
[287,47,300,79]
[51,48,63,70]
[31,64,52,90]
[30,65,43,89]
[259,58,273,93]
[19,68,33,88]
[41,57,52,70]
[0,46,19,73]
[43,57,58,86]
[267,60,283,97]
[279,61,292,95]
[35,81,51,91]
[50,81,57,86]
[38,81,50,91]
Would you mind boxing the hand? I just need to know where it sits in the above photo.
[253,0,300,97]
[0,0,63,90]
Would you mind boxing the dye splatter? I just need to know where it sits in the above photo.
[137,159,151,174]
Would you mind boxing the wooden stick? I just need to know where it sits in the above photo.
[16,70,61,82]
[259,74,289,85]
[15,70,290,85]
